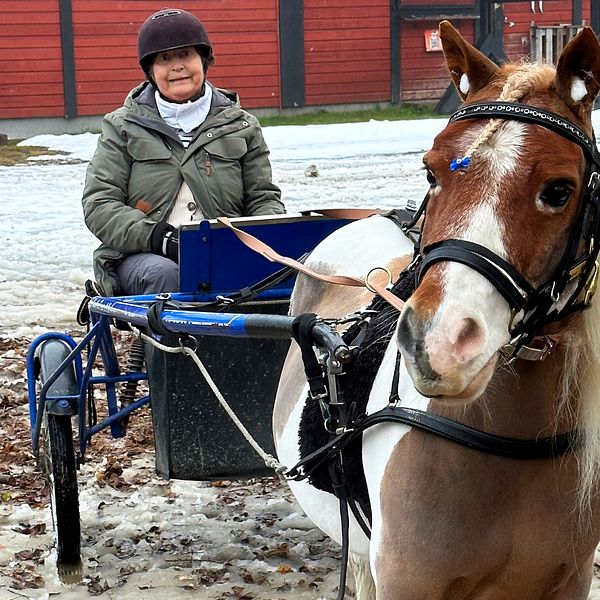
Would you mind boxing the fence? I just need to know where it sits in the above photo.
[530,24,582,63]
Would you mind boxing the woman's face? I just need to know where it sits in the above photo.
[151,46,205,102]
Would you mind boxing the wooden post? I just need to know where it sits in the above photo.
[279,0,305,109]
[59,0,77,118]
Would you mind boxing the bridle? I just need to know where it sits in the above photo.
[411,101,600,359]
[286,102,600,600]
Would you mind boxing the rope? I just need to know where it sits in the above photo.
[140,332,287,475]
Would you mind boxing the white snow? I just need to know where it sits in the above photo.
[4,112,600,337]
[1,117,448,337]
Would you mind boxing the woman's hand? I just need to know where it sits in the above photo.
[150,222,179,263]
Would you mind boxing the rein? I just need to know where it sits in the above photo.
[216,215,408,313]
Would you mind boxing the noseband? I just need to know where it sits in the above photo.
[414,101,600,357]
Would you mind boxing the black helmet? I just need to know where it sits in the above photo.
[137,8,214,76]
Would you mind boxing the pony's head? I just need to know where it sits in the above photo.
[397,21,600,404]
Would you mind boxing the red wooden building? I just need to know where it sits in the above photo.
[0,1,597,133]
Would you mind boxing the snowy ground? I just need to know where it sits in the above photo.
[2,115,600,598]
[0,119,439,338]
[0,118,439,600]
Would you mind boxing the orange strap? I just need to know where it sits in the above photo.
[216,217,406,312]
[300,208,384,220]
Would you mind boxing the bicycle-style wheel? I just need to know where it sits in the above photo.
[37,339,81,570]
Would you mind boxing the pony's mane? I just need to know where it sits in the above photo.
[563,296,600,513]
[492,64,600,512]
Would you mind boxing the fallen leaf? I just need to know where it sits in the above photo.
[276,564,293,574]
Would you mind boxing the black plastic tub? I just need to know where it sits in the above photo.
[146,300,290,480]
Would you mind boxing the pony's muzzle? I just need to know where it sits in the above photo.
[397,304,493,399]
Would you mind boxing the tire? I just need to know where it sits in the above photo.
[38,340,82,569]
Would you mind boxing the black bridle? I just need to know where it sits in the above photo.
[412,101,600,356]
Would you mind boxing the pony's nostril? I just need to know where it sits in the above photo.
[453,317,485,361]
[397,306,441,382]
[397,306,417,352]
[456,317,478,344]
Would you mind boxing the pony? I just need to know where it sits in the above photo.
[273,21,600,599]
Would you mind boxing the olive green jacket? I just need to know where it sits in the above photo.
[82,81,284,295]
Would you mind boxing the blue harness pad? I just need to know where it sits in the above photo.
[178,214,352,300]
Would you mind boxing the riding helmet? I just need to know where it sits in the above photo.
[137,8,214,77]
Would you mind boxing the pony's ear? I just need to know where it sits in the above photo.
[554,27,600,119]
[439,20,499,102]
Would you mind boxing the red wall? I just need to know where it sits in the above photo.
[0,0,65,118]
[303,0,391,106]
[0,1,595,120]
[72,0,280,117]
[400,19,475,102]
[503,0,587,60]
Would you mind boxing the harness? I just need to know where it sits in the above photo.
[287,101,600,600]
[137,103,600,600]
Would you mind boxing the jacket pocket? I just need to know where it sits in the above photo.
[202,137,247,215]
[204,137,247,160]
[127,137,172,162]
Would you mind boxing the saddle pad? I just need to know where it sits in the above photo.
[298,268,416,509]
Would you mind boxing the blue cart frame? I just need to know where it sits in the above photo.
[26,213,353,571]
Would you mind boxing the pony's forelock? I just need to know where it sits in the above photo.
[462,63,556,163]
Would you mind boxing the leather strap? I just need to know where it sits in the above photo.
[292,314,328,401]
[300,207,383,219]
[216,217,407,312]
[420,239,536,311]
[287,404,581,484]
[449,101,600,163]
[360,406,580,459]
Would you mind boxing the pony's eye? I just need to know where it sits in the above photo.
[426,169,437,186]
[539,180,574,208]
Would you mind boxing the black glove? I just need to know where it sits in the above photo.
[150,222,179,263]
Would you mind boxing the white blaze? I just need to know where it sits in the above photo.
[475,120,526,185]
[427,120,526,371]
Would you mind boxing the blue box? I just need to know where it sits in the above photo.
[178,213,352,300]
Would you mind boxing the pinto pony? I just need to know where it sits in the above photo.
[273,21,600,599]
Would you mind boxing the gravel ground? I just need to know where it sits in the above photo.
[0,332,351,600]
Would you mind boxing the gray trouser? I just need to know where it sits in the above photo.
[116,253,179,295]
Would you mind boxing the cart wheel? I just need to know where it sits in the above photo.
[38,340,82,572]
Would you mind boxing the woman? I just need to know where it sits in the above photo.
[82,8,284,296]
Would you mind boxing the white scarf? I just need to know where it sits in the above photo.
[155,84,213,134]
